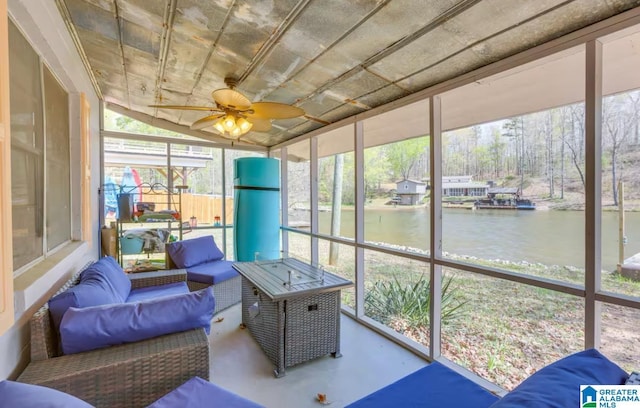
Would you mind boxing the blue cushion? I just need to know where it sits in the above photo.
[48,271,124,331]
[187,260,238,285]
[346,362,499,408]
[490,348,628,408]
[59,288,215,355]
[147,377,264,408]
[0,380,94,407]
[167,236,224,268]
[80,256,131,302]
[126,281,189,303]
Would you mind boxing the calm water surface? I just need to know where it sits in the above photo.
[317,208,640,272]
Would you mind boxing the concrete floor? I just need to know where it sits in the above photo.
[208,304,428,408]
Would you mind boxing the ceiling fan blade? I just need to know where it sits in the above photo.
[211,88,252,110]
[190,114,225,130]
[149,105,220,111]
[248,102,305,119]
[249,118,272,132]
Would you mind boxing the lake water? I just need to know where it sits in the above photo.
[316,208,640,272]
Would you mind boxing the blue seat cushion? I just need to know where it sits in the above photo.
[167,236,225,268]
[490,348,628,407]
[0,380,95,407]
[147,377,264,408]
[59,288,215,355]
[346,362,499,408]
[187,260,238,285]
[126,281,189,303]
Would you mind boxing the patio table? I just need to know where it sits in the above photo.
[233,257,353,377]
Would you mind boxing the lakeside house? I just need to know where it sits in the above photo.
[442,176,490,197]
[395,179,427,205]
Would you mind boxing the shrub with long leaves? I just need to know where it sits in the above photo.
[364,273,467,327]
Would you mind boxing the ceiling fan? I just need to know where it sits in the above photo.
[149,77,305,139]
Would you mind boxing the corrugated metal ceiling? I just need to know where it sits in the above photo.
[57,0,640,147]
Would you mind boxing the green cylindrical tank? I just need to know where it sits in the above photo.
[233,157,281,261]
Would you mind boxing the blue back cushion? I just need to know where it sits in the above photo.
[0,380,95,407]
[48,259,126,330]
[167,236,225,268]
[81,256,131,302]
[59,287,215,355]
[490,348,628,408]
[147,377,264,408]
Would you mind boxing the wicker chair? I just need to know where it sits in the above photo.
[17,268,210,408]
[166,254,241,314]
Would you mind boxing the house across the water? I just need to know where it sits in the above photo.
[395,179,427,205]
[442,176,490,197]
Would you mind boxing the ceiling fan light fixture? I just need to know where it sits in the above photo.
[230,126,243,138]
[213,119,226,134]
[237,117,253,133]
[222,114,236,131]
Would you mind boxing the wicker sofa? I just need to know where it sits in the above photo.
[17,266,210,408]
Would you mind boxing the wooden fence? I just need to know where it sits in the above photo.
[140,193,234,225]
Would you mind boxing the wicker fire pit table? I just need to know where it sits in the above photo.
[233,257,353,377]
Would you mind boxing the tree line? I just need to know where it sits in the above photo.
[313,90,640,205]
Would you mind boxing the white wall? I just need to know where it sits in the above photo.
[1,0,102,379]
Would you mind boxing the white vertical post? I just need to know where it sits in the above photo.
[355,121,365,317]
[585,39,603,350]
[281,147,289,255]
[310,137,319,265]
[221,148,227,258]
[618,181,625,270]
[429,95,443,359]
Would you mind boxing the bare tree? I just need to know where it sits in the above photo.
[603,96,634,205]
[563,104,586,189]
[544,111,555,198]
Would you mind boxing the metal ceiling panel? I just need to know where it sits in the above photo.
[474,0,631,61]
[321,103,367,123]
[298,93,343,118]
[367,26,472,83]
[357,84,411,108]
[240,43,311,103]
[162,31,209,93]
[117,0,166,33]
[172,0,228,45]
[324,70,391,109]
[65,0,118,41]
[440,0,569,47]
[266,78,319,103]
[302,0,462,76]
[397,48,488,91]
[121,20,160,56]
[56,0,640,148]
[122,48,158,80]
